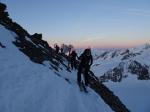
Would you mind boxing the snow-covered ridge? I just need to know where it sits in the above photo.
[0,3,129,112]
[91,45,150,82]
[1,2,150,112]
[88,45,150,112]
[92,44,150,60]
[0,22,129,112]
[0,3,113,111]
[0,23,112,112]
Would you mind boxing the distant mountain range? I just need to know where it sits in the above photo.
[90,44,150,82]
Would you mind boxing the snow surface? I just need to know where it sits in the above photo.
[91,46,150,77]
[0,25,111,112]
[1,23,150,112]
[106,75,150,112]
[90,44,150,112]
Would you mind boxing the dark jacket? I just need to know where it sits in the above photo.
[70,51,77,60]
[79,53,93,67]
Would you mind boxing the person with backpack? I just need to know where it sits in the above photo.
[70,50,78,70]
[77,48,93,86]
[54,44,60,54]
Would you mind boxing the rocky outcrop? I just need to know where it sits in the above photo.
[128,61,149,80]
[120,49,129,55]
[99,60,150,82]
[100,51,109,58]
[100,62,124,82]
[30,33,50,49]
[111,51,118,58]
[0,2,69,72]
[122,52,141,60]
[0,3,29,38]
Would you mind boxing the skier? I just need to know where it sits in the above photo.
[77,48,93,86]
[70,50,78,70]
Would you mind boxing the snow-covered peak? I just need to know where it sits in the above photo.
[1,2,150,111]
[91,44,150,61]
[91,43,150,81]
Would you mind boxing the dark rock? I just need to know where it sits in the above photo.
[100,51,109,58]
[31,33,42,40]
[100,62,124,82]
[120,49,129,55]
[111,51,118,58]
[13,38,45,64]
[0,3,6,13]
[0,42,6,48]
[122,53,140,60]
[128,61,149,80]
[30,33,50,49]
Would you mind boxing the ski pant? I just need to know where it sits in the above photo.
[71,59,77,70]
[77,64,90,85]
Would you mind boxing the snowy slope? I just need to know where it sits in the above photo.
[0,25,111,112]
[89,45,150,112]
[106,75,150,112]
[91,46,150,77]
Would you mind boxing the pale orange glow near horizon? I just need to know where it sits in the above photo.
[47,38,150,49]
[6,0,150,50]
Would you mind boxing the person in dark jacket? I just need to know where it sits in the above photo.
[77,48,93,86]
[70,50,78,70]
[54,44,60,54]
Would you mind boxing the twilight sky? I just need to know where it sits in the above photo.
[2,0,150,48]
